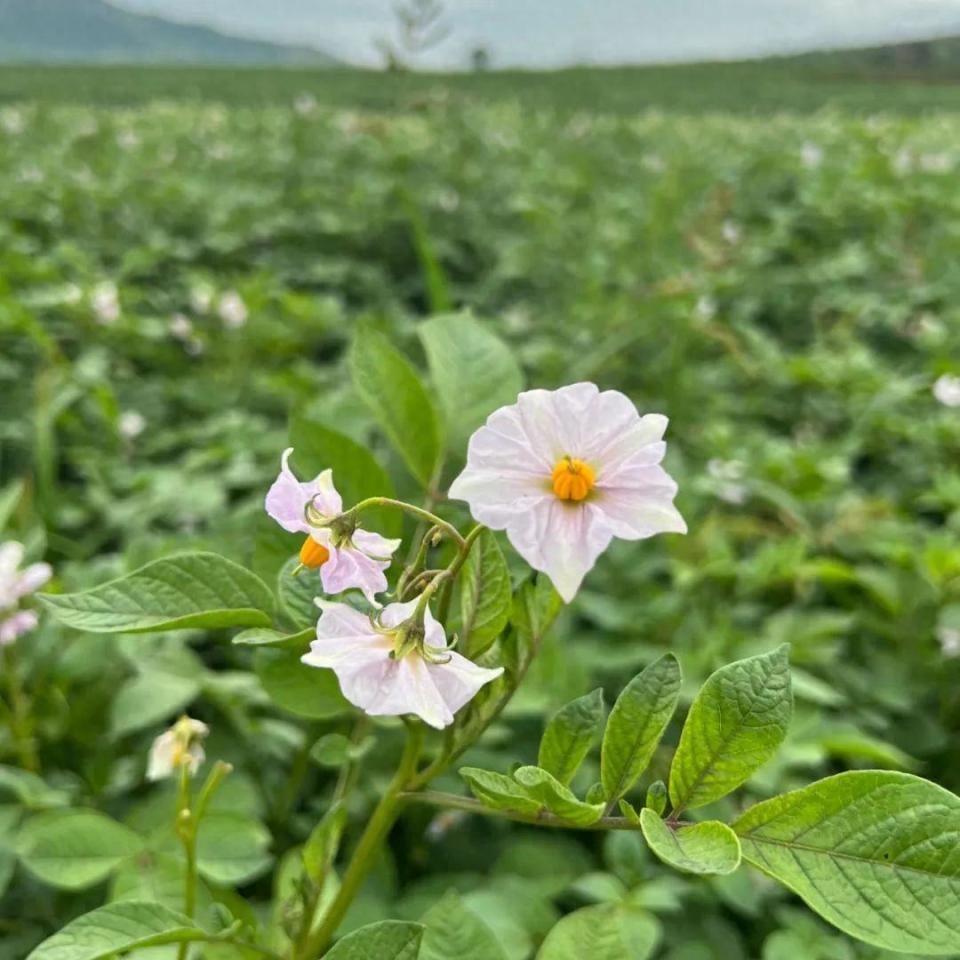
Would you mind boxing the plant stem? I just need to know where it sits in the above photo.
[176,765,198,960]
[300,722,423,958]
[344,497,465,548]
[2,645,38,772]
[399,790,651,830]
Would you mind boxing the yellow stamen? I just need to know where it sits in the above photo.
[299,536,331,569]
[551,457,596,501]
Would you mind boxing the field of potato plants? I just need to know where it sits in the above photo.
[1,69,960,960]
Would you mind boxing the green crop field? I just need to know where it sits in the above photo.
[2,61,960,960]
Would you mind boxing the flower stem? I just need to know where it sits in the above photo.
[2,645,38,772]
[300,721,423,958]
[175,764,199,960]
[344,497,466,548]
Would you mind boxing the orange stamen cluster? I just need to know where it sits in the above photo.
[300,536,331,568]
[551,457,596,502]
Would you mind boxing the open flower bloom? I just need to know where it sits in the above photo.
[147,716,209,781]
[265,448,400,605]
[449,382,686,603]
[303,599,503,730]
[0,541,52,646]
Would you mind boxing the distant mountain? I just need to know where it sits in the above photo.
[779,33,960,76]
[0,0,337,65]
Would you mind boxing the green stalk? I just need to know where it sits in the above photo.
[300,722,423,958]
[175,764,198,960]
[2,645,38,772]
[342,497,465,548]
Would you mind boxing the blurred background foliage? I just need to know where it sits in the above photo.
[1,63,960,959]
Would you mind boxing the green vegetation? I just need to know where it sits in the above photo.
[2,60,960,960]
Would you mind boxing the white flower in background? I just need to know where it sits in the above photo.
[118,410,146,440]
[147,716,209,781]
[265,448,401,605]
[18,165,43,184]
[294,92,318,116]
[218,291,248,329]
[168,313,193,340]
[721,220,741,245]
[0,542,52,646]
[694,295,717,322]
[303,599,503,730]
[190,284,214,314]
[91,281,120,325]
[937,626,960,659]
[0,107,25,135]
[116,128,140,151]
[707,458,748,505]
[449,382,686,602]
[893,148,914,176]
[641,153,666,174]
[919,152,954,174]
[800,141,823,169]
[933,374,960,408]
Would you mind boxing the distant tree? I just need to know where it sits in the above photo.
[376,0,450,71]
[470,46,490,72]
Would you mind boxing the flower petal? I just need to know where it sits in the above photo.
[0,610,37,646]
[265,448,311,534]
[14,562,52,600]
[372,656,454,729]
[311,468,343,518]
[427,653,503,715]
[504,499,613,603]
[352,529,402,559]
[321,544,390,605]
[596,465,687,539]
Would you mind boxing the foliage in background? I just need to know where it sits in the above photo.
[1,84,959,960]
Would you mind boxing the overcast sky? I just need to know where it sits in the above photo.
[116,0,960,69]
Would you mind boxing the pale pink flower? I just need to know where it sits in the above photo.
[265,448,401,605]
[303,599,503,729]
[91,281,120,325]
[933,374,960,408]
[147,716,209,781]
[449,382,686,602]
[218,291,248,329]
[0,541,52,646]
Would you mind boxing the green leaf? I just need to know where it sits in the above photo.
[513,766,605,826]
[110,671,200,738]
[600,654,681,805]
[734,771,960,955]
[418,313,523,451]
[349,325,442,487]
[39,553,274,634]
[255,647,349,720]
[539,688,605,786]
[536,903,659,960]
[639,808,741,876]
[195,813,272,886]
[505,574,563,674]
[278,556,321,630]
[25,901,204,960]
[421,890,508,960]
[232,626,314,652]
[310,733,375,768]
[459,767,542,816]
[325,919,425,960]
[17,809,144,890]
[669,645,792,813]
[0,765,70,810]
[0,479,23,531]
[303,803,347,884]
[460,529,511,658]
[289,415,400,538]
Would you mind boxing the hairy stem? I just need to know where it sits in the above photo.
[300,722,424,958]
[344,497,465,548]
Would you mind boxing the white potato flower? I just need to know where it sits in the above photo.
[449,382,686,602]
[303,599,503,730]
[147,716,209,781]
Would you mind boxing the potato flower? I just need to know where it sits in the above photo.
[265,448,401,605]
[0,541,52,646]
[449,382,685,602]
[303,599,503,729]
[147,716,209,781]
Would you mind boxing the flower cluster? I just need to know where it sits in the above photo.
[0,541,51,646]
[147,715,209,781]
[265,382,683,728]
